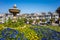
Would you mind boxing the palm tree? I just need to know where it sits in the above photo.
[56,7,60,26]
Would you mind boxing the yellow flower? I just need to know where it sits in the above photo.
[0,27,3,30]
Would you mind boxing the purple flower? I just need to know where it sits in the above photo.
[1,31,5,37]
[42,38,47,40]
[10,34,16,38]
[0,38,5,40]
[13,30,18,34]
[18,38,20,40]
[57,32,60,34]
[6,28,11,31]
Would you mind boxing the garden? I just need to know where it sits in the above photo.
[0,18,60,40]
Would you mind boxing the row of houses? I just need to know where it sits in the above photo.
[0,12,59,24]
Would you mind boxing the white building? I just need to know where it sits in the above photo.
[0,12,59,24]
[0,14,5,23]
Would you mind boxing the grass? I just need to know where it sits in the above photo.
[44,25,60,32]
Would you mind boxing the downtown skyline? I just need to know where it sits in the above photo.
[0,0,60,14]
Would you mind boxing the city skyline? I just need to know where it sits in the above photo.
[0,0,60,14]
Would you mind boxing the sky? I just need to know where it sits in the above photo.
[0,0,60,14]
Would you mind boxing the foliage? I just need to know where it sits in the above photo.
[56,7,60,13]
[30,25,60,40]
[56,7,60,26]
[29,19,33,24]
[36,19,40,24]
[17,26,39,40]
[4,17,12,27]
[0,24,60,40]
[0,24,4,30]
[0,16,60,40]
[45,25,60,32]
[17,18,25,27]
[50,18,55,23]
[42,19,46,22]
[4,17,26,27]
[0,28,27,40]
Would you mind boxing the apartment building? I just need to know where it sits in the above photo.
[0,12,59,24]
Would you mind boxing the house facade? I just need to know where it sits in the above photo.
[0,12,59,24]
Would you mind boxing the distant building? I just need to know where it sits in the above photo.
[0,14,5,23]
[0,12,59,24]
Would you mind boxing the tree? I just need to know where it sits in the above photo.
[36,19,40,24]
[56,7,60,26]
[29,19,33,24]
[50,18,55,24]
[22,18,27,23]
[42,19,46,22]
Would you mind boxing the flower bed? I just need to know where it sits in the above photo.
[0,25,60,40]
